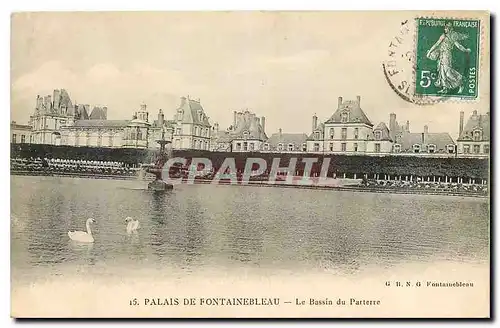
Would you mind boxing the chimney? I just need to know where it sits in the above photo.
[36,95,43,110]
[459,111,464,136]
[53,89,60,110]
[44,95,52,111]
[261,116,266,134]
[158,109,164,126]
[180,96,187,107]
[233,111,237,127]
[389,113,396,140]
[312,114,318,132]
[279,128,282,138]
[214,122,219,132]
[421,132,425,144]
[405,120,410,132]
[338,96,343,108]
[102,106,108,119]
[424,125,429,144]
[356,95,361,106]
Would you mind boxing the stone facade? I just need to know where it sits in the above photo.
[16,90,488,158]
[11,121,32,144]
[28,90,174,149]
[456,110,490,157]
[170,96,212,150]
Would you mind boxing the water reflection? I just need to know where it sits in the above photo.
[10,176,490,283]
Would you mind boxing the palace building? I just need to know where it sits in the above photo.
[13,89,488,158]
[11,121,32,144]
[211,110,267,152]
[456,110,490,157]
[171,96,212,150]
[305,96,456,156]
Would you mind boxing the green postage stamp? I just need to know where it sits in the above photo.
[415,18,480,98]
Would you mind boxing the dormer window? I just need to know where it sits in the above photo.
[374,130,381,140]
[447,144,455,154]
[277,143,284,151]
[177,110,183,121]
[393,144,401,152]
[288,143,294,151]
[302,143,307,152]
[413,144,421,153]
[473,129,482,141]
[341,112,349,123]
[427,144,436,153]
[263,143,270,151]
[314,131,320,139]
[243,131,249,139]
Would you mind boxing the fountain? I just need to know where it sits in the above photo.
[142,129,173,191]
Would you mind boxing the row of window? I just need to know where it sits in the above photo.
[174,126,210,137]
[11,134,30,143]
[463,144,489,154]
[312,143,380,152]
[172,139,209,150]
[74,135,114,147]
[315,128,382,141]
[234,141,256,151]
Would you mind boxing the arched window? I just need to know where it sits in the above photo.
[314,131,320,139]
[277,143,284,151]
[288,143,294,151]
[413,144,421,153]
[374,131,381,140]
[427,144,436,153]
[393,144,401,152]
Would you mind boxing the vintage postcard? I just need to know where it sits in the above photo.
[10,11,490,318]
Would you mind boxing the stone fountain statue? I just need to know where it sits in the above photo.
[143,129,173,191]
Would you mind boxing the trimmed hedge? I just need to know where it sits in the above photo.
[10,144,489,179]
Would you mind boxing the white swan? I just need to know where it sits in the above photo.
[125,217,140,233]
[68,218,95,243]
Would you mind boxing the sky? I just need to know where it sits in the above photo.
[10,11,490,139]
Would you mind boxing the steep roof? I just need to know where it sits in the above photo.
[369,122,392,141]
[74,104,90,120]
[69,120,130,128]
[231,110,267,140]
[457,112,490,141]
[212,130,233,143]
[306,123,325,141]
[397,132,455,152]
[266,133,308,147]
[324,98,372,126]
[177,97,211,127]
[89,106,107,120]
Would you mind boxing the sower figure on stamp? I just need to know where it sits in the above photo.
[426,23,471,94]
